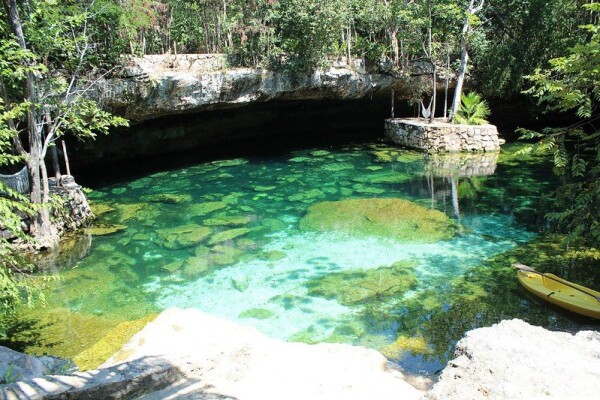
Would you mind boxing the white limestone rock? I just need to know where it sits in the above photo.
[101,308,424,400]
[93,55,398,123]
[425,319,600,400]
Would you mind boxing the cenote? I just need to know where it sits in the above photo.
[6,135,600,376]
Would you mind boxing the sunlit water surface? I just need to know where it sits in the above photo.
[11,142,598,375]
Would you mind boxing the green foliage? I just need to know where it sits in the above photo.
[453,92,490,125]
[521,3,600,246]
[472,0,591,97]
[0,102,41,338]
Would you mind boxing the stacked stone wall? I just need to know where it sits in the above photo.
[385,118,500,153]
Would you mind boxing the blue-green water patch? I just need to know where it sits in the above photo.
[8,142,599,375]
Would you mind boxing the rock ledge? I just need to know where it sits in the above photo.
[425,318,600,400]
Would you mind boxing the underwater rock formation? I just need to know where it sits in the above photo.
[305,261,418,305]
[299,198,457,242]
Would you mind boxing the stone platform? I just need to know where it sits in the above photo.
[384,118,500,153]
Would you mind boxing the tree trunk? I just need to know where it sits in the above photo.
[449,0,484,122]
[427,0,436,123]
[450,35,469,121]
[391,31,399,67]
[444,46,450,119]
[45,111,61,183]
[429,64,437,123]
[2,0,57,247]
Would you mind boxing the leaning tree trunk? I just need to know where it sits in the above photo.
[449,36,469,121]
[2,0,58,248]
[449,0,485,122]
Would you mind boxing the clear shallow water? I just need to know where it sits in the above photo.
[12,142,597,375]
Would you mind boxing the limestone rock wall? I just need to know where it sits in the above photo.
[94,54,405,123]
[3,176,93,251]
[49,176,94,236]
[385,118,500,152]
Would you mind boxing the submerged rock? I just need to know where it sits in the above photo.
[204,215,253,227]
[351,183,385,194]
[73,315,157,371]
[287,189,326,203]
[299,198,456,242]
[187,201,227,216]
[208,228,251,245]
[85,224,127,236]
[321,162,354,172]
[89,202,116,217]
[352,170,412,184]
[305,261,418,305]
[238,308,275,319]
[140,193,192,204]
[155,224,212,249]
[379,335,431,360]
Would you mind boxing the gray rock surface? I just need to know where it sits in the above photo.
[93,54,403,123]
[0,356,179,400]
[425,319,600,400]
[385,118,500,152]
[0,347,47,384]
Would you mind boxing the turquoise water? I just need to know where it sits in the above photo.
[15,142,595,375]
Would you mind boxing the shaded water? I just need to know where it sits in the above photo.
[8,142,600,375]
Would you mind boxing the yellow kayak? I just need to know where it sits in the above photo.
[517,269,600,319]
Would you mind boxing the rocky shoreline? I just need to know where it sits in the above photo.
[2,310,598,400]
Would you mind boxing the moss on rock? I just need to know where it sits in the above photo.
[90,203,116,217]
[73,314,157,370]
[352,171,412,185]
[208,228,251,245]
[305,261,419,305]
[204,215,253,227]
[238,308,275,319]
[155,224,212,250]
[379,335,431,359]
[299,198,456,242]
[85,224,127,236]
[287,189,326,203]
[140,193,192,204]
[187,202,227,217]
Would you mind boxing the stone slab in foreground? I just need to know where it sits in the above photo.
[103,308,424,400]
[425,319,600,400]
[385,118,500,152]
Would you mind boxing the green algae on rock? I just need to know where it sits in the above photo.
[287,189,326,203]
[208,228,251,245]
[305,261,418,306]
[155,224,212,249]
[352,170,412,185]
[85,224,127,236]
[239,308,276,319]
[90,202,116,217]
[140,193,192,204]
[351,184,385,195]
[73,314,157,371]
[187,201,228,216]
[204,215,253,227]
[379,335,432,359]
[299,198,456,242]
